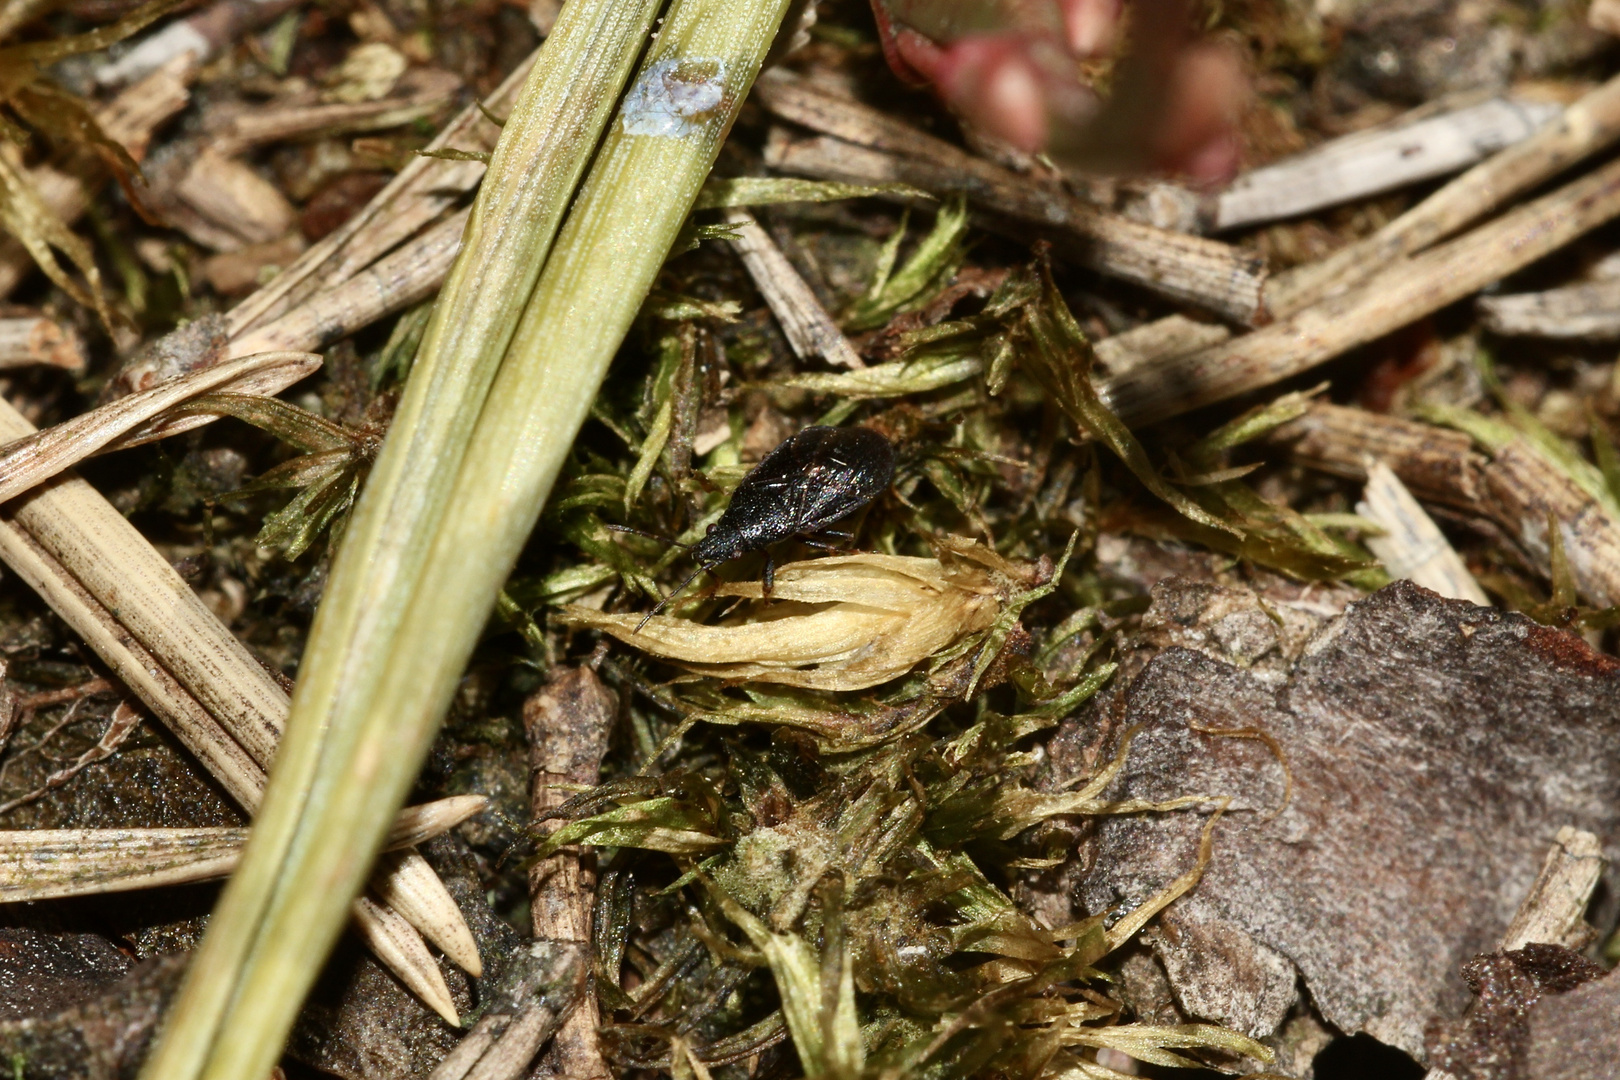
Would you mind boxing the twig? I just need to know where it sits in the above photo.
[1272,404,1620,606]
[1357,461,1490,606]
[225,50,539,337]
[527,668,617,1080]
[724,208,862,369]
[1475,277,1620,339]
[754,73,1268,325]
[0,316,87,372]
[226,209,468,358]
[1213,96,1559,232]
[1092,314,1230,380]
[426,942,589,1080]
[1273,71,1620,314]
[1103,156,1620,429]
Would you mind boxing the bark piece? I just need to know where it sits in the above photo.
[1526,971,1620,1080]
[1075,581,1620,1061]
[1427,945,1609,1080]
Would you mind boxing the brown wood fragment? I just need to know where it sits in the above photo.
[0,317,87,373]
[526,667,616,1080]
[1272,403,1620,606]
[164,149,298,252]
[1102,156,1620,430]
[724,208,861,369]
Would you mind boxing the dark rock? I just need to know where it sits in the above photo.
[0,928,132,1020]
[0,949,184,1080]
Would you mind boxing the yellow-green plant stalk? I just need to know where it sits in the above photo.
[139,0,661,1074]
[142,0,793,1076]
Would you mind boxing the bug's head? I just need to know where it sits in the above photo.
[690,524,740,568]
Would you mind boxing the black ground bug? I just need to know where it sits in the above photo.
[633,425,896,628]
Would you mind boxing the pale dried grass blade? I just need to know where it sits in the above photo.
[0,795,487,902]
[1357,461,1490,606]
[0,391,478,996]
[0,351,320,503]
[0,510,462,1017]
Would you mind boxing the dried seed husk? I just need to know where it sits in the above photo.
[567,551,1002,691]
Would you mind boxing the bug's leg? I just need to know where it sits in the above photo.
[763,551,775,597]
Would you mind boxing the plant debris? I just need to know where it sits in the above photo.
[0,0,1617,1076]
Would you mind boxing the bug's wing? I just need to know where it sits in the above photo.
[782,429,895,528]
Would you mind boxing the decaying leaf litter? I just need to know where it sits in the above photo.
[0,0,1614,1077]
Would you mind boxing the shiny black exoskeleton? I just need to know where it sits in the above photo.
[637,425,895,627]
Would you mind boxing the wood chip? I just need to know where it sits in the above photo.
[1214,97,1559,232]
[0,316,87,372]
[1357,461,1490,606]
[1476,277,1620,339]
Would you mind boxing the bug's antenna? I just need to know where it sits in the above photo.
[606,522,691,548]
[634,564,710,632]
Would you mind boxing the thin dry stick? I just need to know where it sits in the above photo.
[1102,156,1620,430]
[753,73,1267,324]
[227,209,467,359]
[724,207,862,369]
[1272,71,1620,314]
[1357,461,1490,606]
[0,794,488,902]
[1213,95,1557,232]
[1272,404,1620,607]
[226,50,538,337]
[1475,277,1620,339]
[528,668,617,1080]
